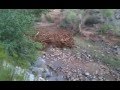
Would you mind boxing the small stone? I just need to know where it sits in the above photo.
[29,74,35,81]
[92,79,97,81]
[88,45,91,47]
[32,67,39,73]
[101,54,105,56]
[90,60,93,61]
[45,71,52,78]
[88,54,91,57]
[95,70,98,74]
[63,48,67,50]
[38,68,45,72]
[85,72,90,76]
[48,77,57,81]
[98,76,103,80]
[56,75,65,81]
[38,77,45,81]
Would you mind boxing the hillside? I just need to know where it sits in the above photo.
[0,9,120,81]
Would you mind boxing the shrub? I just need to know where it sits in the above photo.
[45,15,54,23]
[0,43,30,81]
[100,9,115,19]
[98,9,120,35]
[16,9,49,17]
[59,10,81,34]
[60,10,77,27]
[84,16,103,27]
[98,24,112,34]
[29,9,49,17]
[0,9,48,81]
[0,9,44,67]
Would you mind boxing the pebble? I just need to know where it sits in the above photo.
[29,74,35,81]
[85,72,90,76]
[56,75,65,81]
[45,71,52,78]
[98,76,104,80]
[88,45,91,47]
[48,77,57,81]
[38,77,46,81]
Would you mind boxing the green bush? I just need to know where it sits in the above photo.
[0,43,29,81]
[0,9,44,67]
[0,61,29,81]
[59,9,85,35]
[0,9,48,81]
[45,15,54,23]
[100,9,114,19]
[15,9,49,17]
[60,10,78,28]
[98,9,119,35]
[98,24,112,34]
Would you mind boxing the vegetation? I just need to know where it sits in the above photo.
[98,9,120,36]
[0,9,120,81]
[98,24,112,34]
[59,9,83,34]
[0,9,47,80]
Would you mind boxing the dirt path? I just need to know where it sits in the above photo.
[34,9,120,81]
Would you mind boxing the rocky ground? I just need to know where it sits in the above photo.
[29,9,120,81]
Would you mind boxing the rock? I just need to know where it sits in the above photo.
[45,71,52,78]
[85,72,90,76]
[38,77,46,81]
[32,67,39,73]
[38,68,45,72]
[56,75,65,81]
[92,79,97,81]
[29,74,35,81]
[48,77,57,81]
[98,76,104,81]
[34,57,46,67]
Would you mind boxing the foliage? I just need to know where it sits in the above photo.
[60,10,77,28]
[98,9,119,35]
[98,24,112,34]
[59,9,83,35]
[0,43,29,81]
[45,15,54,23]
[0,62,29,81]
[100,9,115,19]
[15,9,49,17]
[0,9,44,67]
